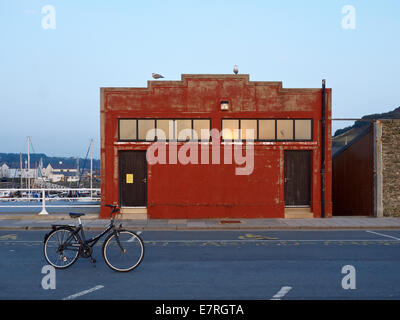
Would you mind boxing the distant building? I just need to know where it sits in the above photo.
[41,163,79,183]
[0,163,9,179]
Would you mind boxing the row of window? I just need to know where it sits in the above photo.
[118,118,313,142]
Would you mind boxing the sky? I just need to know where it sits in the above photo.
[0,0,399,159]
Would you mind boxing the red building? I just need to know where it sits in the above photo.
[100,74,332,219]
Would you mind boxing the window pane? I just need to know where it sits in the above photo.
[295,119,312,140]
[241,119,257,140]
[277,120,293,140]
[119,119,136,140]
[259,120,275,140]
[222,119,239,140]
[157,119,174,140]
[138,119,156,141]
[193,119,210,141]
[176,119,192,141]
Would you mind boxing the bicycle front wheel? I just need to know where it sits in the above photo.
[102,230,144,272]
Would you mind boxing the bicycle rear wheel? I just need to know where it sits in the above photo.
[102,230,144,272]
[44,228,80,269]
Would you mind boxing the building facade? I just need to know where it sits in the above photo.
[333,119,400,217]
[100,74,332,219]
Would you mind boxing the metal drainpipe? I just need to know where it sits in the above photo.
[321,79,326,218]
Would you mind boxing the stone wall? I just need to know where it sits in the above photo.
[381,120,400,217]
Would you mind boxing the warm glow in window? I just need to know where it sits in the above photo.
[222,119,239,140]
[241,120,257,140]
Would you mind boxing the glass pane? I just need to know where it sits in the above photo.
[241,119,257,140]
[277,120,293,140]
[193,119,210,141]
[259,120,275,140]
[176,119,192,141]
[138,119,156,141]
[119,119,136,140]
[222,119,239,140]
[157,119,174,140]
[295,119,312,140]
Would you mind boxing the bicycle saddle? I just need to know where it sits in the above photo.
[69,212,86,218]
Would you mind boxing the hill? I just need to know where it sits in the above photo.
[0,153,100,171]
[334,106,400,136]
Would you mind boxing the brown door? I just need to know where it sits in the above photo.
[284,150,312,206]
[119,151,147,207]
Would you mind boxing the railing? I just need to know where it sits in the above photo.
[0,188,101,215]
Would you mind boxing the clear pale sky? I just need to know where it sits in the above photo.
[1,0,399,159]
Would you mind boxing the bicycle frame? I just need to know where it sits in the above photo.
[50,217,119,252]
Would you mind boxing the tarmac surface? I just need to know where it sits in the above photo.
[1,213,400,230]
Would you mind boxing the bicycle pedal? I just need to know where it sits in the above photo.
[91,258,97,263]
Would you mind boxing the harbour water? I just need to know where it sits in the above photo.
[0,199,100,214]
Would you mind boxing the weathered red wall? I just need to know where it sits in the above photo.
[100,74,332,219]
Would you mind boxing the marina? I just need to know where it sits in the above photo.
[0,188,100,215]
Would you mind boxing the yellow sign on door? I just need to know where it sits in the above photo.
[126,173,133,184]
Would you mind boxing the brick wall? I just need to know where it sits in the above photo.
[381,120,400,217]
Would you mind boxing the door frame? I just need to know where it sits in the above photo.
[283,150,312,208]
[118,150,148,208]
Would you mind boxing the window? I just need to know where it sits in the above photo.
[176,119,192,141]
[138,119,156,141]
[119,119,137,140]
[295,119,312,140]
[221,118,312,141]
[193,119,211,141]
[240,119,257,140]
[118,119,211,141]
[222,119,239,140]
[258,120,275,140]
[277,120,293,140]
[156,119,174,140]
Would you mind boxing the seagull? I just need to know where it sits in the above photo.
[233,65,238,74]
[152,73,164,79]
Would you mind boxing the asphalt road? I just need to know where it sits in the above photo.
[1,229,400,300]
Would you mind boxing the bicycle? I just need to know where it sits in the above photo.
[43,204,144,272]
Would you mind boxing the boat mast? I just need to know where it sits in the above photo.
[90,139,93,198]
[20,153,22,188]
[27,136,30,193]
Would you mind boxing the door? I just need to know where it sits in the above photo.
[119,151,147,207]
[284,150,312,206]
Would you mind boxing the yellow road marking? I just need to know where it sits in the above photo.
[0,234,17,240]
[238,233,278,240]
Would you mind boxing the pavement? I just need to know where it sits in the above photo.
[1,213,400,230]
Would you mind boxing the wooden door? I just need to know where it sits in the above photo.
[284,151,312,206]
[119,151,147,207]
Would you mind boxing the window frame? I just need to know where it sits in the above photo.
[220,118,314,142]
[118,118,212,142]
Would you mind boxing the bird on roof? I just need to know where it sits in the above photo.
[152,73,164,79]
[233,65,238,74]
